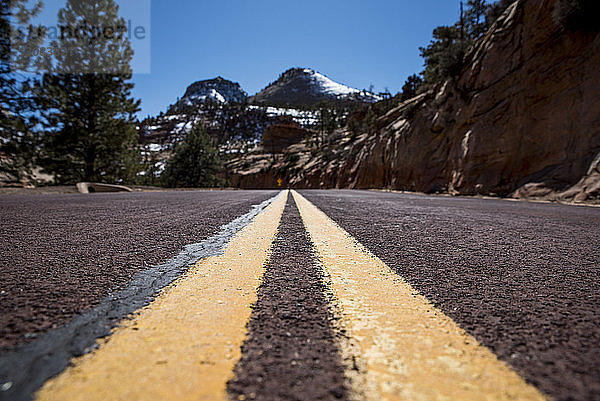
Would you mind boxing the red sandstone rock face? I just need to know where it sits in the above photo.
[448,0,600,197]
[339,0,600,197]
[228,0,600,203]
[261,123,311,153]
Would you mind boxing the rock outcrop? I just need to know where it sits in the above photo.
[227,0,600,203]
[261,123,311,153]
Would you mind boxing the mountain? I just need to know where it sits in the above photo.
[140,69,361,151]
[136,68,381,184]
[249,68,381,106]
[227,0,600,204]
[170,77,247,112]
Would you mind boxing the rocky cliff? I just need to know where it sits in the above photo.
[261,123,311,153]
[227,0,600,203]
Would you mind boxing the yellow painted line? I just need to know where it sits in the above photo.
[291,190,547,401]
[36,190,288,401]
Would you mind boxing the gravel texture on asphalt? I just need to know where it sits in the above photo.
[300,190,600,401]
[0,190,277,351]
[227,195,350,401]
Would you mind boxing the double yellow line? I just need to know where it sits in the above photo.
[36,190,546,401]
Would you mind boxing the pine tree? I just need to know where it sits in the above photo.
[0,0,44,183]
[419,0,501,88]
[401,74,423,100]
[38,0,140,184]
[419,25,464,85]
[161,124,225,188]
[465,0,488,40]
[315,101,338,148]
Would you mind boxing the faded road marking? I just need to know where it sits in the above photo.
[35,191,288,401]
[292,190,546,401]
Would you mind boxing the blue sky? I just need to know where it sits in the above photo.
[38,1,465,118]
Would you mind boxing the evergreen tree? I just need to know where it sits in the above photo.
[315,101,338,148]
[401,74,423,100]
[465,0,488,40]
[161,124,224,188]
[419,0,504,88]
[0,0,44,182]
[419,25,464,85]
[38,0,140,184]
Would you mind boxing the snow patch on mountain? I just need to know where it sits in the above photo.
[304,69,361,97]
[248,105,319,126]
[185,88,226,104]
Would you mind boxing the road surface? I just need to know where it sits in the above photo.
[0,190,277,350]
[0,189,598,401]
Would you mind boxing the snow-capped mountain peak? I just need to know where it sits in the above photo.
[302,68,361,97]
[172,77,247,111]
[249,68,380,106]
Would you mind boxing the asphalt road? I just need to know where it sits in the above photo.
[0,190,277,351]
[300,190,600,401]
[228,195,349,401]
[1,189,599,401]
